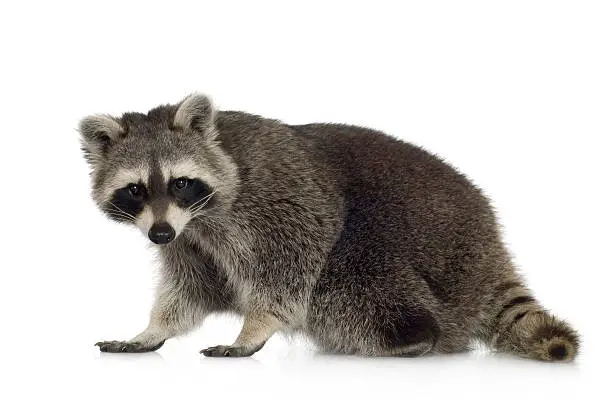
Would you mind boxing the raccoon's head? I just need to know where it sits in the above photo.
[79,94,239,245]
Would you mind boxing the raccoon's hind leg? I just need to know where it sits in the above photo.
[307,264,444,357]
[308,293,441,357]
[380,307,441,357]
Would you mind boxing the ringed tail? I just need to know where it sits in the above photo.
[490,281,579,362]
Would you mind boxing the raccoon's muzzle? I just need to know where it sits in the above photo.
[148,222,175,244]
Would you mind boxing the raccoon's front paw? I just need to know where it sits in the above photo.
[200,344,259,358]
[95,340,165,353]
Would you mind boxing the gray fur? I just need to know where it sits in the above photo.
[82,94,579,361]
[79,114,125,166]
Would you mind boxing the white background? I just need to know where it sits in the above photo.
[1,1,610,418]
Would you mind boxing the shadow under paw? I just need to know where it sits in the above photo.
[95,340,165,353]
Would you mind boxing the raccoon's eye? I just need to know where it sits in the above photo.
[128,184,144,197]
[174,178,189,190]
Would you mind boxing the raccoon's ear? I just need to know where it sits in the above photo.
[173,93,216,136]
[78,115,125,166]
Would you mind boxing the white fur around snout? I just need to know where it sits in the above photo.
[135,206,154,237]
[164,203,192,237]
[136,203,192,242]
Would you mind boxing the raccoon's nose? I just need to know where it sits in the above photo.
[148,222,176,244]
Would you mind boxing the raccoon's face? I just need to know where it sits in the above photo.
[79,94,239,245]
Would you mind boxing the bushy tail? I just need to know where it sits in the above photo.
[490,282,580,362]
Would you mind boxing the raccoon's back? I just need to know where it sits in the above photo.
[291,122,497,235]
[292,123,504,304]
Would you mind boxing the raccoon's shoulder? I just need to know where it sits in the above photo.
[214,111,305,165]
[215,111,288,140]
[289,122,416,150]
[287,122,434,169]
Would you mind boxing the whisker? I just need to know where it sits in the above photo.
[108,217,134,223]
[107,209,134,220]
[106,212,135,221]
[108,202,133,215]
[190,190,217,214]
[188,190,217,212]
[108,215,136,222]
[106,211,133,217]
[187,195,210,212]
[105,210,136,221]
[107,203,136,220]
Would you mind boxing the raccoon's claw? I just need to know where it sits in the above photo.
[200,344,256,358]
[95,340,165,353]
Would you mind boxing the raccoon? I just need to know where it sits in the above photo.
[81,94,579,361]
